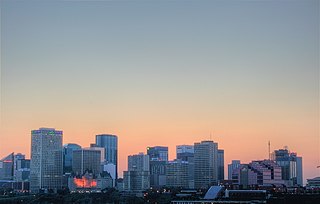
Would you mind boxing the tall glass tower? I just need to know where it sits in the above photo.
[217,149,224,182]
[63,143,81,173]
[30,128,63,193]
[96,134,118,179]
[194,140,218,189]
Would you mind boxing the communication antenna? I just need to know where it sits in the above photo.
[268,141,271,160]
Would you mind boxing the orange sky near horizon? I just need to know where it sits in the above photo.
[0,99,318,182]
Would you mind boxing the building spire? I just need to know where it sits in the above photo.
[268,141,271,160]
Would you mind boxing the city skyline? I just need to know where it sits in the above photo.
[0,0,319,185]
[0,126,307,184]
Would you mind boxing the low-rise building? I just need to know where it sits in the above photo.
[307,177,320,188]
[232,160,284,188]
[68,172,113,192]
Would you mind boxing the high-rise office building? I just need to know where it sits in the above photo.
[166,159,189,189]
[149,160,167,188]
[272,148,303,186]
[96,134,118,179]
[30,128,63,193]
[296,157,303,186]
[63,143,81,173]
[123,171,150,193]
[228,160,240,180]
[14,153,25,161]
[147,146,168,161]
[194,141,218,189]
[0,153,14,180]
[217,149,224,182]
[128,153,150,171]
[124,153,150,192]
[14,153,30,182]
[72,148,102,176]
[89,146,106,163]
[147,146,168,188]
[176,145,194,161]
[176,145,195,188]
[102,163,116,187]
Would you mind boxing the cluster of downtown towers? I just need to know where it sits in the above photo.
[24,127,302,193]
[30,128,117,192]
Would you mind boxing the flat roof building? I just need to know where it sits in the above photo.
[30,128,63,193]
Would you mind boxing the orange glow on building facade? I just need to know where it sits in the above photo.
[73,177,97,188]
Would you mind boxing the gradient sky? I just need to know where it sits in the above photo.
[0,0,319,183]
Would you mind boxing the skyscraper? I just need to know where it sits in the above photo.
[166,159,189,189]
[14,153,30,182]
[89,145,106,163]
[72,148,102,176]
[176,145,194,161]
[217,149,224,182]
[228,160,240,180]
[124,153,150,192]
[96,134,118,179]
[147,146,168,161]
[176,145,195,188]
[147,146,168,188]
[194,141,218,189]
[296,157,303,186]
[30,128,63,193]
[128,153,150,171]
[0,153,14,180]
[272,148,303,186]
[102,163,116,187]
[63,143,81,173]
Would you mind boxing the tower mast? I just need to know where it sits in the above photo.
[268,141,271,160]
